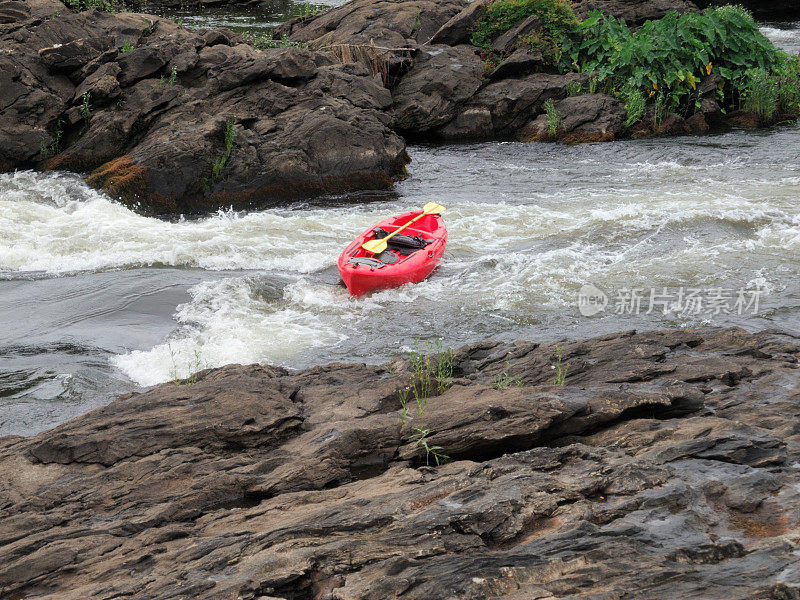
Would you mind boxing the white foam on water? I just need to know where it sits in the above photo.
[112,277,346,386]
[8,127,800,388]
[0,171,385,274]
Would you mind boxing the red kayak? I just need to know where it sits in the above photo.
[338,207,447,296]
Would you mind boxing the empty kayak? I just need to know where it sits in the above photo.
[338,209,447,296]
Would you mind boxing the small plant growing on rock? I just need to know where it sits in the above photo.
[493,359,522,390]
[80,92,92,126]
[203,116,237,190]
[159,67,178,87]
[553,345,569,386]
[543,98,560,139]
[395,338,455,424]
[120,40,134,53]
[566,80,582,97]
[408,427,448,466]
[299,1,322,19]
[39,119,63,159]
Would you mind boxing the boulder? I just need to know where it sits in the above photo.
[520,93,626,142]
[392,44,483,132]
[2,328,800,599]
[438,72,588,138]
[488,47,545,81]
[428,0,489,45]
[491,13,542,53]
[276,0,470,49]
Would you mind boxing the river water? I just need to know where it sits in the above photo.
[2,23,800,436]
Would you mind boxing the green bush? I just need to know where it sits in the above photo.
[470,0,578,65]
[775,53,800,114]
[561,6,785,118]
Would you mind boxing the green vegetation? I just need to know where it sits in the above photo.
[742,67,778,119]
[562,6,793,121]
[40,119,63,159]
[120,40,135,53]
[776,56,800,114]
[566,79,582,97]
[543,98,560,138]
[470,2,800,125]
[493,359,523,390]
[242,32,305,50]
[64,0,125,12]
[471,0,577,67]
[79,92,92,126]
[394,339,455,465]
[408,428,448,466]
[553,345,569,386]
[622,83,645,127]
[159,67,177,87]
[403,338,454,417]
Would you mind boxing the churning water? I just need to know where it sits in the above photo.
[2,26,800,436]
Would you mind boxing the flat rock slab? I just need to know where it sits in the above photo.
[2,327,800,599]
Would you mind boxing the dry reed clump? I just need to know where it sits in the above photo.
[323,43,414,84]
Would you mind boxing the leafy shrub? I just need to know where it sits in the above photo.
[561,6,784,117]
[470,0,577,67]
[775,53,800,114]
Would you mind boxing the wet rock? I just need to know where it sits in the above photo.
[488,47,545,81]
[428,0,489,45]
[277,0,469,49]
[491,14,543,53]
[0,9,408,214]
[2,328,800,599]
[391,44,483,133]
[520,93,625,142]
[0,0,63,22]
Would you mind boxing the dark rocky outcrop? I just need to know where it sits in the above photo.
[0,7,409,213]
[2,327,800,599]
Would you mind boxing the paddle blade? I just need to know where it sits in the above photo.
[423,202,445,214]
[361,238,387,254]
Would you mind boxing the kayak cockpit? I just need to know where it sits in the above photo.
[346,227,434,269]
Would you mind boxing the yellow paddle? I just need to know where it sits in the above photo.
[361,202,445,254]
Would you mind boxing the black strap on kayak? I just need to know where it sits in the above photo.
[372,228,433,250]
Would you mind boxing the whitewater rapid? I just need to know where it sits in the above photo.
[2,22,800,434]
